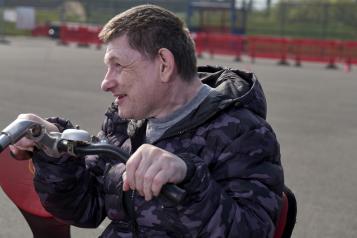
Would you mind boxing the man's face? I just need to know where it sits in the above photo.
[101,35,165,119]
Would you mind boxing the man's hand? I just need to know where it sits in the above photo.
[123,144,187,201]
[9,114,59,160]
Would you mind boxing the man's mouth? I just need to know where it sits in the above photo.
[115,94,127,104]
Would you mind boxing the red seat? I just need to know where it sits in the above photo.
[0,149,71,238]
[273,186,297,238]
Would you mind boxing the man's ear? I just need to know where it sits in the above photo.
[157,48,175,83]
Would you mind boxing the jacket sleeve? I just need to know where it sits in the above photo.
[177,118,284,238]
[32,152,107,228]
[32,117,108,228]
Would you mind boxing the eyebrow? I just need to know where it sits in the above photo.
[104,55,117,65]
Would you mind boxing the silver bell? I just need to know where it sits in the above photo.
[61,129,91,143]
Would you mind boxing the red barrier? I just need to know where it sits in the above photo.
[193,32,357,71]
[290,39,340,68]
[59,24,81,45]
[247,36,289,64]
[77,26,92,46]
[341,41,357,71]
[59,24,102,48]
[31,25,50,37]
[55,26,357,71]
[206,33,243,60]
[85,25,102,49]
[192,32,243,60]
[191,32,207,57]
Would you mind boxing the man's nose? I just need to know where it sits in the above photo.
[101,73,117,92]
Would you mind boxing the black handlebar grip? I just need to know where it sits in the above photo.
[0,134,12,153]
[162,183,186,203]
[69,143,187,203]
[0,119,41,154]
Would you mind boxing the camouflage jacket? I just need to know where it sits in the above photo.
[32,65,284,238]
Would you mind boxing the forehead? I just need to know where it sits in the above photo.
[104,35,143,63]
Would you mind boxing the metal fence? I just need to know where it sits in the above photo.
[247,2,357,40]
[1,0,189,24]
[1,0,357,40]
[187,1,357,40]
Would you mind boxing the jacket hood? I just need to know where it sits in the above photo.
[104,65,268,140]
[198,65,267,119]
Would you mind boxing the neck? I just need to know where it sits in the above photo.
[154,76,203,119]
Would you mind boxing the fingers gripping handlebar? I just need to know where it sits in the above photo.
[67,143,186,203]
[0,119,40,152]
[0,119,186,203]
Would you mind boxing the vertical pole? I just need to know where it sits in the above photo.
[200,8,204,32]
[322,3,329,39]
[279,2,286,37]
[0,0,9,44]
[266,0,271,15]
[186,0,192,31]
[241,0,248,35]
[110,0,115,17]
[0,0,3,40]
[85,0,90,24]
[60,0,65,22]
[230,0,237,34]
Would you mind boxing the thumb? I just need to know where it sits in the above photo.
[9,145,33,160]
[122,171,130,191]
[13,137,36,152]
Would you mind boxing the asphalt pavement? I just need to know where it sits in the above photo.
[0,37,356,238]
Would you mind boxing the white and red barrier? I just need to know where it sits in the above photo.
[59,23,102,49]
[31,24,50,37]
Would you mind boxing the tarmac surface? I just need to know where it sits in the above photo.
[0,37,356,238]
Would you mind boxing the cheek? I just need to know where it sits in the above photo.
[129,83,157,110]
[126,67,159,101]
[118,71,134,88]
[139,80,156,96]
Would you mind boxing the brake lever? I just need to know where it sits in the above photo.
[26,126,62,158]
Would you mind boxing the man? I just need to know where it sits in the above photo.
[10,4,284,238]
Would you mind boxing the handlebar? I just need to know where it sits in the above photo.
[62,143,186,203]
[0,119,40,152]
[0,119,186,203]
